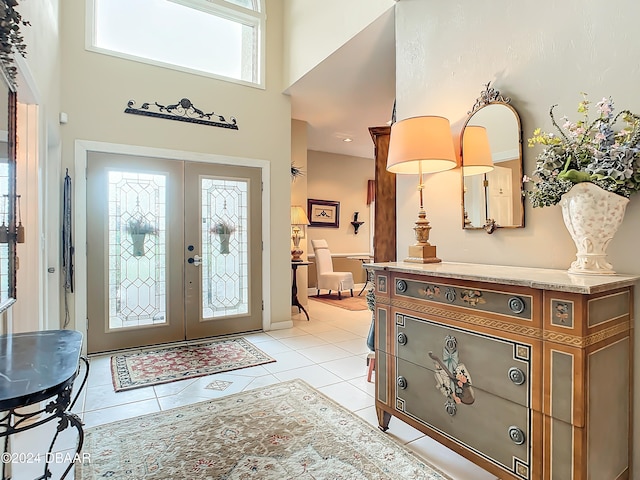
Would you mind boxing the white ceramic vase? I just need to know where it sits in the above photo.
[560,182,629,275]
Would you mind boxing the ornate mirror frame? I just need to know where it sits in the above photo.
[460,83,524,233]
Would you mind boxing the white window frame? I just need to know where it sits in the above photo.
[85,0,266,89]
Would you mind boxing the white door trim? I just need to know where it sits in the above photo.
[74,140,271,352]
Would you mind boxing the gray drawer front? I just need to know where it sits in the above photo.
[396,313,531,408]
[396,357,531,479]
[394,277,532,320]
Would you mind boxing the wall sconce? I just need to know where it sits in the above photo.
[387,116,457,263]
[290,205,310,262]
[351,211,364,234]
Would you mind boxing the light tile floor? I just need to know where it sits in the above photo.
[11,298,497,479]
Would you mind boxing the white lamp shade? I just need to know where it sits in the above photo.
[386,116,457,174]
[462,125,494,176]
[290,206,310,226]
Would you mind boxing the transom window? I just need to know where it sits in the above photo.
[87,0,265,87]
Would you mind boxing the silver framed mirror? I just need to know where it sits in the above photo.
[461,83,524,233]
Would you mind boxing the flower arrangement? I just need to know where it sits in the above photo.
[0,1,29,83]
[127,215,157,235]
[524,94,640,207]
[211,219,236,235]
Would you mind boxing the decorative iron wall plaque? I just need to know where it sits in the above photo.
[124,98,238,130]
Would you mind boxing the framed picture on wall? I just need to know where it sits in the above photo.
[308,199,340,228]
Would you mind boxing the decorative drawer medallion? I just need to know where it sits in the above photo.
[394,277,533,320]
[551,299,573,328]
[429,335,475,412]
[377,275,388,294]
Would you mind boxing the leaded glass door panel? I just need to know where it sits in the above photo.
[184,161,262,339]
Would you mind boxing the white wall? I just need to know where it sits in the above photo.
[395,0,640,470]
[59,0,292,330]
[282,0,395,89]
[307,150,373,254]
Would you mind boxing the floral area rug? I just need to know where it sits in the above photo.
[76,379,451,480]
[309,293,368,311]
[111,337,275,391]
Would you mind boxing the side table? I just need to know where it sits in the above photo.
[0,330,89,480]
[347,255,374,296]
[291,261,311,321]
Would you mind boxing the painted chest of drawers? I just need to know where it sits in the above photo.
[366,262,637,480]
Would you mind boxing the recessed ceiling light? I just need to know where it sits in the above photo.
[343,138,353,143]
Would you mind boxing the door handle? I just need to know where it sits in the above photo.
[188,254,203,266]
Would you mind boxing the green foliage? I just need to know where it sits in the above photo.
[0,1,29,83]
[525,94,640,207]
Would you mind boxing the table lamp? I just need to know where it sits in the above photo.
[290,205,310,262]
[386,116,457,263]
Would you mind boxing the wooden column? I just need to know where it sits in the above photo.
[369,126,396,262]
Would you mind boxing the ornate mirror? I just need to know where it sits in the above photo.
[461,83,524,233]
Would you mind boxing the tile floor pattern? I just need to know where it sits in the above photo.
[11,299,498,479]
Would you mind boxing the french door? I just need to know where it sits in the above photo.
[86,153,262,353]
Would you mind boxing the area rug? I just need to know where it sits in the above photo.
[309,293,368,311]
[76,379,451,480]
[111,337,275,392]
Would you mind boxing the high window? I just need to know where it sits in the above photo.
[87,0,265,87]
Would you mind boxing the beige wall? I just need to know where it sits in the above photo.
[307,150,374,256]
[291,119,309,306]
[59,0,293,330]
[282,0,395,88]
[395,0,640,469]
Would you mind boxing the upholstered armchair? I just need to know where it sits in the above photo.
[310,239,354,299]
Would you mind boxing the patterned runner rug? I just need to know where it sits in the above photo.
[76,379,451,479]
[309,293,368,311]
[110,337,275,392]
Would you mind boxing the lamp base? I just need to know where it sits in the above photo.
[291,248,304,262]
[404,244,441,264]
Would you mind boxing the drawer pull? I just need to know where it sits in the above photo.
[396,279,408,293]
[397,332,408,346]
[397,376,408,389]
[508,296,525,314]
[445,400,457,417]
[508,367,526,385]
[444,288,456,303]
[508,426,526,445]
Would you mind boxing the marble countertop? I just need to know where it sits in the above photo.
[363,261,640,294]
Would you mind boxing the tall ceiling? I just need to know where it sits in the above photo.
[287,8,396,160]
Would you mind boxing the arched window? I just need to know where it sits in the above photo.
[87,0,265,87]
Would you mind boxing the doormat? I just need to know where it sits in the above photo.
[110,337,275,392]
[76,379,451,480]
[309,293,368,311]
